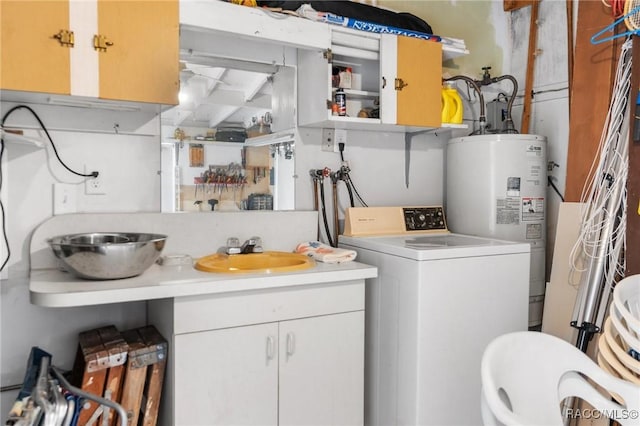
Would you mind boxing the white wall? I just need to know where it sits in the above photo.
[295,127,451,239]
[0,100,161,411]
[508,1,570,278]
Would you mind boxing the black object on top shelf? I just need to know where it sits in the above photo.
[256,1,434,35]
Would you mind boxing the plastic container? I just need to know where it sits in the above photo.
[335,88,347,116]
[441,83,463,124]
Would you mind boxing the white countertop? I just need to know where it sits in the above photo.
[30,261,377,308]
[29,212,377,308]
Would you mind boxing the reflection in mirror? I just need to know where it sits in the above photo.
[160,59,296,213]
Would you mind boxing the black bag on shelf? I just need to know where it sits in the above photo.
[256,1,434,35]
[215,127,248,142]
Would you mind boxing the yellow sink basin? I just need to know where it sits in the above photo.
[195,251,315,274]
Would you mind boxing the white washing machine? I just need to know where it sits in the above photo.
[339,206,530,426]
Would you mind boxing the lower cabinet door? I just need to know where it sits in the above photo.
[174,322,279,425]
[278,311,365,426]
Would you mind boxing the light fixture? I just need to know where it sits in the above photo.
[178,90,189,104]
[180,49,279,75]
[47,96,142,112]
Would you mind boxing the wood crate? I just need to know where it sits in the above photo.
[71,325,167,426]
[71,325,129,426]
[120,326,168,426]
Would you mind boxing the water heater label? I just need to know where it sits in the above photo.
[522,197,544,221]
[506,177,521,196]
[496,197,520,225]
[526,144,543,157]
[526,223,543,239]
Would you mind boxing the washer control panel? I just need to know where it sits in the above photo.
[343,206,449,236]
[403,206,447,231]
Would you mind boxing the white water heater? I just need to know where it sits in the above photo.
[446,134,547,327]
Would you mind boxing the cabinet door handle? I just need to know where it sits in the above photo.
[286,332,295,357]
[382,76,387,89]
[395,78,408,91]
[266,336,275,360]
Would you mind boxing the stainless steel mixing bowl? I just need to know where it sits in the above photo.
[47,232,168,280]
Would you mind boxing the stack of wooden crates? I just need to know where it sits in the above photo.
[71,325,167,426]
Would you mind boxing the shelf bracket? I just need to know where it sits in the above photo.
[404,130,433,188]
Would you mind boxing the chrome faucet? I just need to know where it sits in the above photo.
[240,237,263,254]
[225,236,263,254]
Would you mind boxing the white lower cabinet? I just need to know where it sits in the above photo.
[148,280,365,426]
[174,311,364,426]
[174,322,279,425]
[279,312,364,426]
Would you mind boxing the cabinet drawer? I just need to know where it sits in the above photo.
[173,280,365,334]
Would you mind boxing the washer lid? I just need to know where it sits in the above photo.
[404,234,495,248]
[339,233,531,260]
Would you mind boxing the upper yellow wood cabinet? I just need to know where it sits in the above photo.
[1,0,179,105]
[297,28,443,131]
[389,36,442,128]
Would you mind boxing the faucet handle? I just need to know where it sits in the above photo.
[246,236,263,253]
[226,237,241,254]
[252,236,264,253]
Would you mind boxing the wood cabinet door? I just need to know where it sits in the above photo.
[279,311,365,426]
[97,0,179,104]
[174,323,279,425]
[1,0,70,94]
[395,36,442,127]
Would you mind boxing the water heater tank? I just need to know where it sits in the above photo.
[446,134,547,327]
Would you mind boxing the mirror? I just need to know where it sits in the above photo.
[160,58,296,213]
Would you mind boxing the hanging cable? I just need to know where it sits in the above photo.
[548,176,565,202]
[337,142,367,207]
[1,105,98,178]
[311,167,335,247]
[310,169,322,240]
[331,172,339,247]
[345,178,355,207]
[0,105,100,273]
[346,175,368,207]
[0,139,8,272]
[318,175,335,247]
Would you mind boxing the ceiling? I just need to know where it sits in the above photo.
[161,61,274,130]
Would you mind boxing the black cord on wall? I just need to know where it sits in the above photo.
[548,176,565,202]
[0,140,8,272]
[0,105,100,272]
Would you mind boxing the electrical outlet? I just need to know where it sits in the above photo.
[84,166,105,195]
[321,128,335,152]
[334,129,347,150]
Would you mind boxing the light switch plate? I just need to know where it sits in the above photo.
[53,183,77,215]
